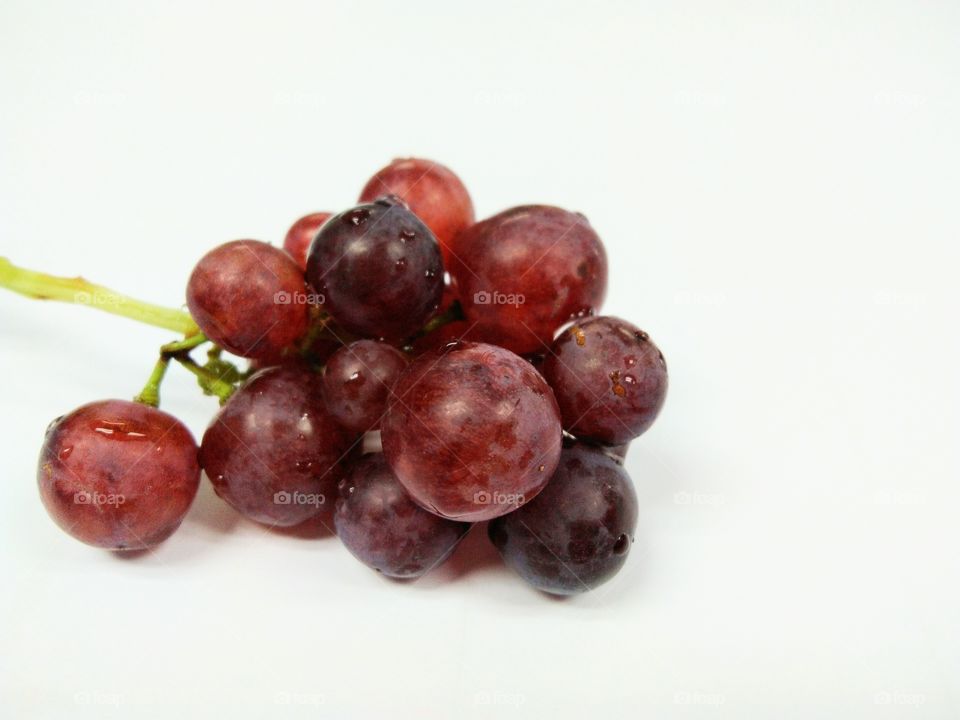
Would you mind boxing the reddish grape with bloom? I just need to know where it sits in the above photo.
[381,341,562,522]
[37,400,200,550]
[187,240,309,360]
[359,158,474,266]
[199,366,353,527]
[452,205,607,356]
[335,453,470,579]
[322,340,408,434]
[488,442,638,595]
[543,316,667,445]
[283,212,332,269]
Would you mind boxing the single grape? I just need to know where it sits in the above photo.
[322,340,408,434]
[543,316,667,445]
[451,205,608,356]
[283,212,332,269]
[488,442,638,595]
[37,400,200,550]
[199,365,353,527]
[381,341,562,521]
[305,198,444,340]
[358,158,474,266]
[335,453,470,579]
[187,239,309,360]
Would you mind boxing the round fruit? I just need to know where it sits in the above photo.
[543,316,667,445]
[187,239,309,360]
[488,442,638,595]
[305,198,444,340]
[199,365,353,527]
[359,158,474,266]
[381,341,562,521]
[322,340,408,434]
[283,212,332,269]
[452,205,607,355]
[335,453,470,579]
[37,400,200,550]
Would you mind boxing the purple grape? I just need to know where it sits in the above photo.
[37,400,200,550]
[305,198,444,340]
[488,442,638,595]
[199,365,353,527]
[381,341,562,521]
[543,316,667,445]
[322,340,408,434]
[335,453,470,579]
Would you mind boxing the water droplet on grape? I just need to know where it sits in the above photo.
[58,446,73,460]
[613,533,630,555]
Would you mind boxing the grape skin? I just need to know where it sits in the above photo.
[451,205,607,356]
[543,316,667,445]
[283,212,332,269]
[187,239,309,361]
[359,158,474,267]
[335,453,470,579]
[199,366,354,527]
[305,198,444,340]
[322,340,408,434]
[488,442,638,595]
[37,400,200,550]
[381,341,562,522]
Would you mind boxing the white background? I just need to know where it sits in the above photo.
[1,1,958,718]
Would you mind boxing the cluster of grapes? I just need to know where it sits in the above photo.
[32,158,668,595]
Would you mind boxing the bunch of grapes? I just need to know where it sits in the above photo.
[18,157,668,596]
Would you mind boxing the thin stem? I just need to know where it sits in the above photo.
[415,300,465,338]
[134,357,170,407]
[174,356,236,404]
[0,257,198,335]
[161,332,208,357]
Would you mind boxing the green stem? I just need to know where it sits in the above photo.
[134,357,170,407]
[0,256,198,335]
[175,356,236,404]
[161,332,208,357]
[414,300,465,339]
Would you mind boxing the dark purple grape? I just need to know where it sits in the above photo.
[358,158,474,268]
[322,340,408,434]
[37,400,200,550]
[451,205,607,355]
[187,239,309,361]
[543,316,667,445]
[305,198,444,340]
[334,453,469,579]
[283,211,332,269]
[199,365,353,527]
[488,442,638,595]
[381,341,562,521]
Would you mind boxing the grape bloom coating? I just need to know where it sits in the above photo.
[37,400,201,550]
[381,341,562,522]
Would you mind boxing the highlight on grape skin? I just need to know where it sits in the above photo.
[7,155,669,594]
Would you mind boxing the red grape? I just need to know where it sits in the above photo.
[452,205,607,355]
[335,453,469,579]
[381,341,562,521]
[305,198,444,340]
[37,400,200,550]
[283,211,332,269]
[199,365,353,527]
[187,240,309,360]
[543,316,667,445]
[322,340,408,434]
[359,158,474,266]
[488,442,638,595]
